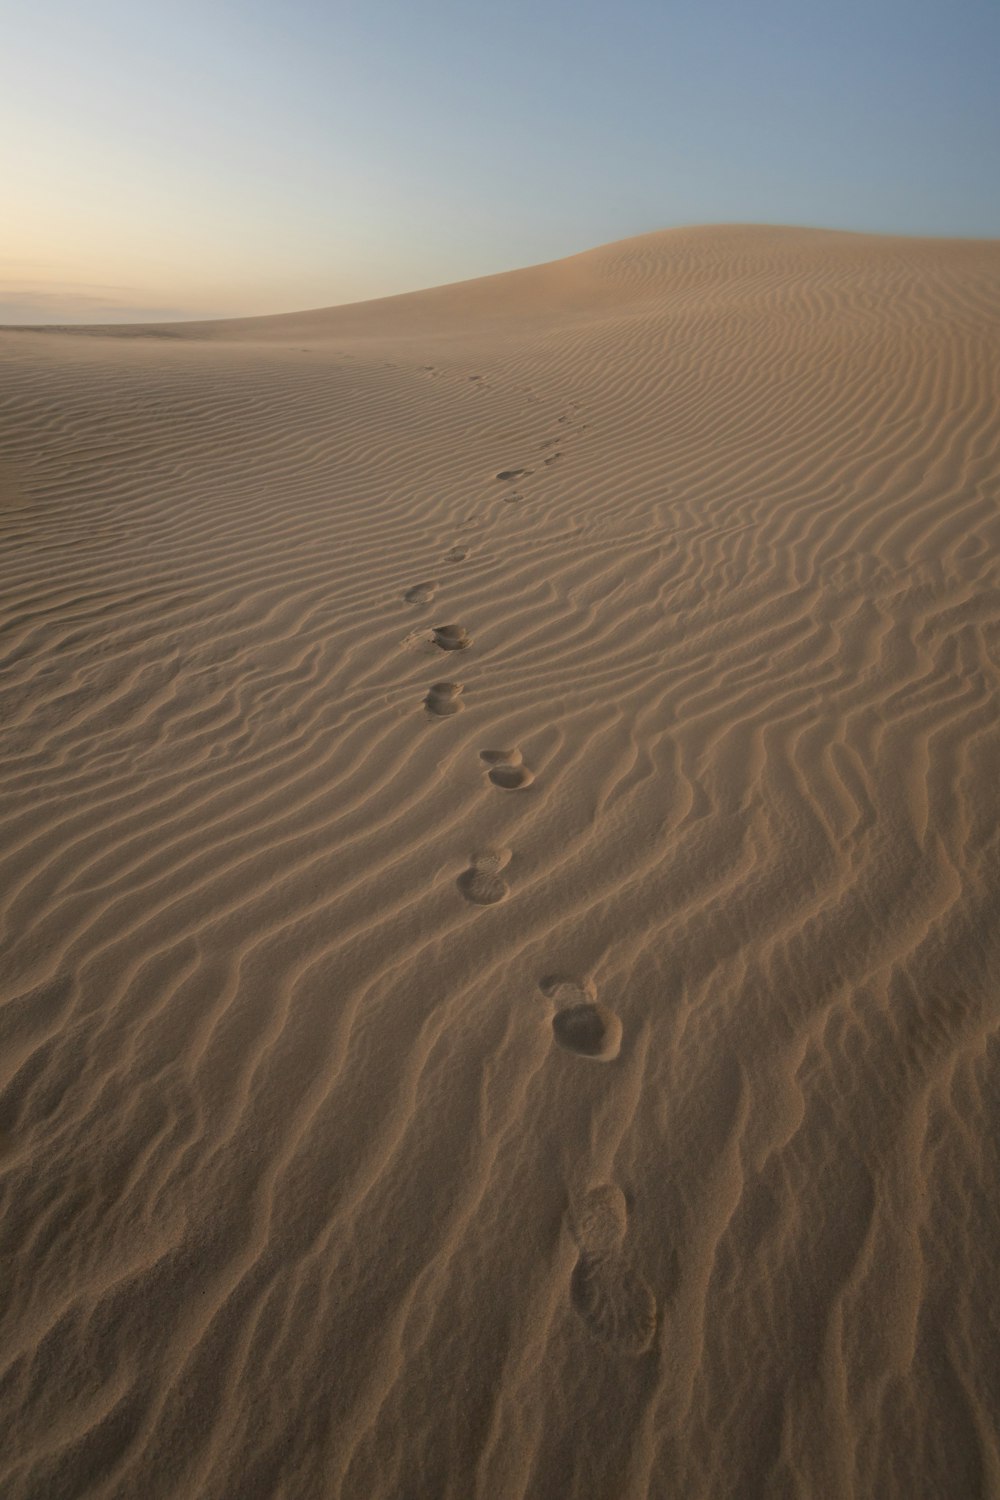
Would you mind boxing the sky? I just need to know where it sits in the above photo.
[3,0,999,323]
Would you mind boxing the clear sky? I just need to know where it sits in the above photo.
[3,0,999,322]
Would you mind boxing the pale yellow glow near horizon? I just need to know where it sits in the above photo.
[3,202,489,324]
[3,120,470,323]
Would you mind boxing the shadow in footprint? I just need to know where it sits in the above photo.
[541,976,621,1061]
[497,468,530,481]
[567,1185,658,1356]
[553,1003,622,1061]
[458,847,511,905]
[425,681,464,717]
[404,581,438,605]
[433,623,472,651]
[480,748,534,790]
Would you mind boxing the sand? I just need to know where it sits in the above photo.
[1,224,999,1499]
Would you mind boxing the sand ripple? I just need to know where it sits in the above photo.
[1,225,999,1498]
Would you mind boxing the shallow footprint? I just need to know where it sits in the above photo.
[568,1184,629,1257]
[444,545,468,563]
[458,847,511,905]
[566,1184,657,1355]
[425,681,464,717]
[404,580,438,605]
[432,623,472,651]
[540,974,596,1002]
[570,1255,657,1356]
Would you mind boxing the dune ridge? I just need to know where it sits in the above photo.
[1,225,999,1499]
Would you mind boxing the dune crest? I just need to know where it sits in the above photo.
[1,225,999,1499]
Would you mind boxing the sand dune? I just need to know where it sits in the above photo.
[1,224,999,1499]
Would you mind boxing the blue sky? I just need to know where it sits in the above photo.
[3,0,998,321]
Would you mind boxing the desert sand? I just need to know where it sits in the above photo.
[1,224,999,1499]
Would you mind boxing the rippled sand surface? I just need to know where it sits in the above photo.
[2,225,999,1499]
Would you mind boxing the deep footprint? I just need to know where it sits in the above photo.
[458,847,511,905]
[496,468,530,481]
[404,581,438,605]
[481,748,535,790]
[490,764,533,790]
[552,1000,622,1061]
[425,681,464,717]
[432,623,472,651]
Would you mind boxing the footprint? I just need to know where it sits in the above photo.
[480,748,534,790]
[496,468,530,481]
[458,847,511,905]
[541,976,621,1061]
[566,1186,657,1356]
[543,453,562,466]
[404,580,438,605]
[570,1254,658,1356]
[502,492,523,505]
[425,681,464,717]
[540,974,596,1002]
[489,764,535,788]
[553,1003,622,1061]
[569,1185,628,1257]
[432,623,472,651]
[444,545,468,563]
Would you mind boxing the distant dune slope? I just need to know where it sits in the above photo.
[1,225,999,1500]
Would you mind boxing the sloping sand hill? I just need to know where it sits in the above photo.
[1,225,999,1499]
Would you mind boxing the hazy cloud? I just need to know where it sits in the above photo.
[0,283,210,325]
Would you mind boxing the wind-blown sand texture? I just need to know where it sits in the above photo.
[2,225,1000,1499]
